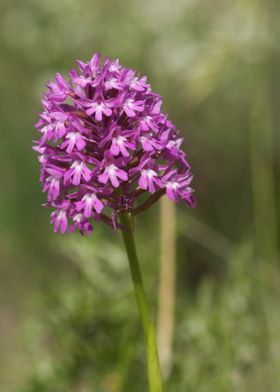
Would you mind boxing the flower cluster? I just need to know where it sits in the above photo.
[33,53,195,234]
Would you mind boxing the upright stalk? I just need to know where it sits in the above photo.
[120,211,164,392]
[157,197,176,380]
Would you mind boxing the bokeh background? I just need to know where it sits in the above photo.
[1,0,280,391]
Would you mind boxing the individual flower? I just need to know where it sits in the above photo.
[33,53,195,234]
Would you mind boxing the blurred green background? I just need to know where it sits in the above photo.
[1,0,280,391]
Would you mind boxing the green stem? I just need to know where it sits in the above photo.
[120,211,164,392]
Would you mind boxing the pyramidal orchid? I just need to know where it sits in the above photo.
[33,53,195,235]
[33,53,196,392]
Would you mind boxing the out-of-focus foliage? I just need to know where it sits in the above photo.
[0,0,280,391]
[21,240,280,392]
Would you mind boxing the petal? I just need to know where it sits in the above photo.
[141,139,153,151]
[124,107,136,117]
[110,173,120,188]
[120,144,130,157]
[117,169,128,181]
[82,166,92,182]
[89,53,100,74]
[84,202,92,218]
[66,140,75,153]
[76,138,86,151]
[60,215,68,234]
[148,180,155,193]
[95,107,103,121]
[166,187,175,201]
[86,106,95,116]
[73,170,81,185]
[64,169,73,184]
[103,107,112,117]
[110,141,120,156]
[139,174,148,190]
[93,197,104,214]
[98,171,109,184]
[49,179,60,200]
[53,219,59,233]
[52,112,67,121]
[154,177,162,187]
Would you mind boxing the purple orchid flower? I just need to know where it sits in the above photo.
[123,98,144,117]
[64,160,92,186]
[110,136,136,157]
[76,193,104,217]
[98,164,128,188]
[60,132,86,153]
[51,208,68,234]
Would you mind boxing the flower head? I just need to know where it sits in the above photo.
[33,53,195,234]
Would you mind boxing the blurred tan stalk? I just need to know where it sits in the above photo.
[249,62,280,391]
[247,0,279,265]
[157,196,176,380]
[247,0,280,386]
[249,78,279,263]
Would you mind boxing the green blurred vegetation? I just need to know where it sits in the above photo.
[0,0,280,391]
